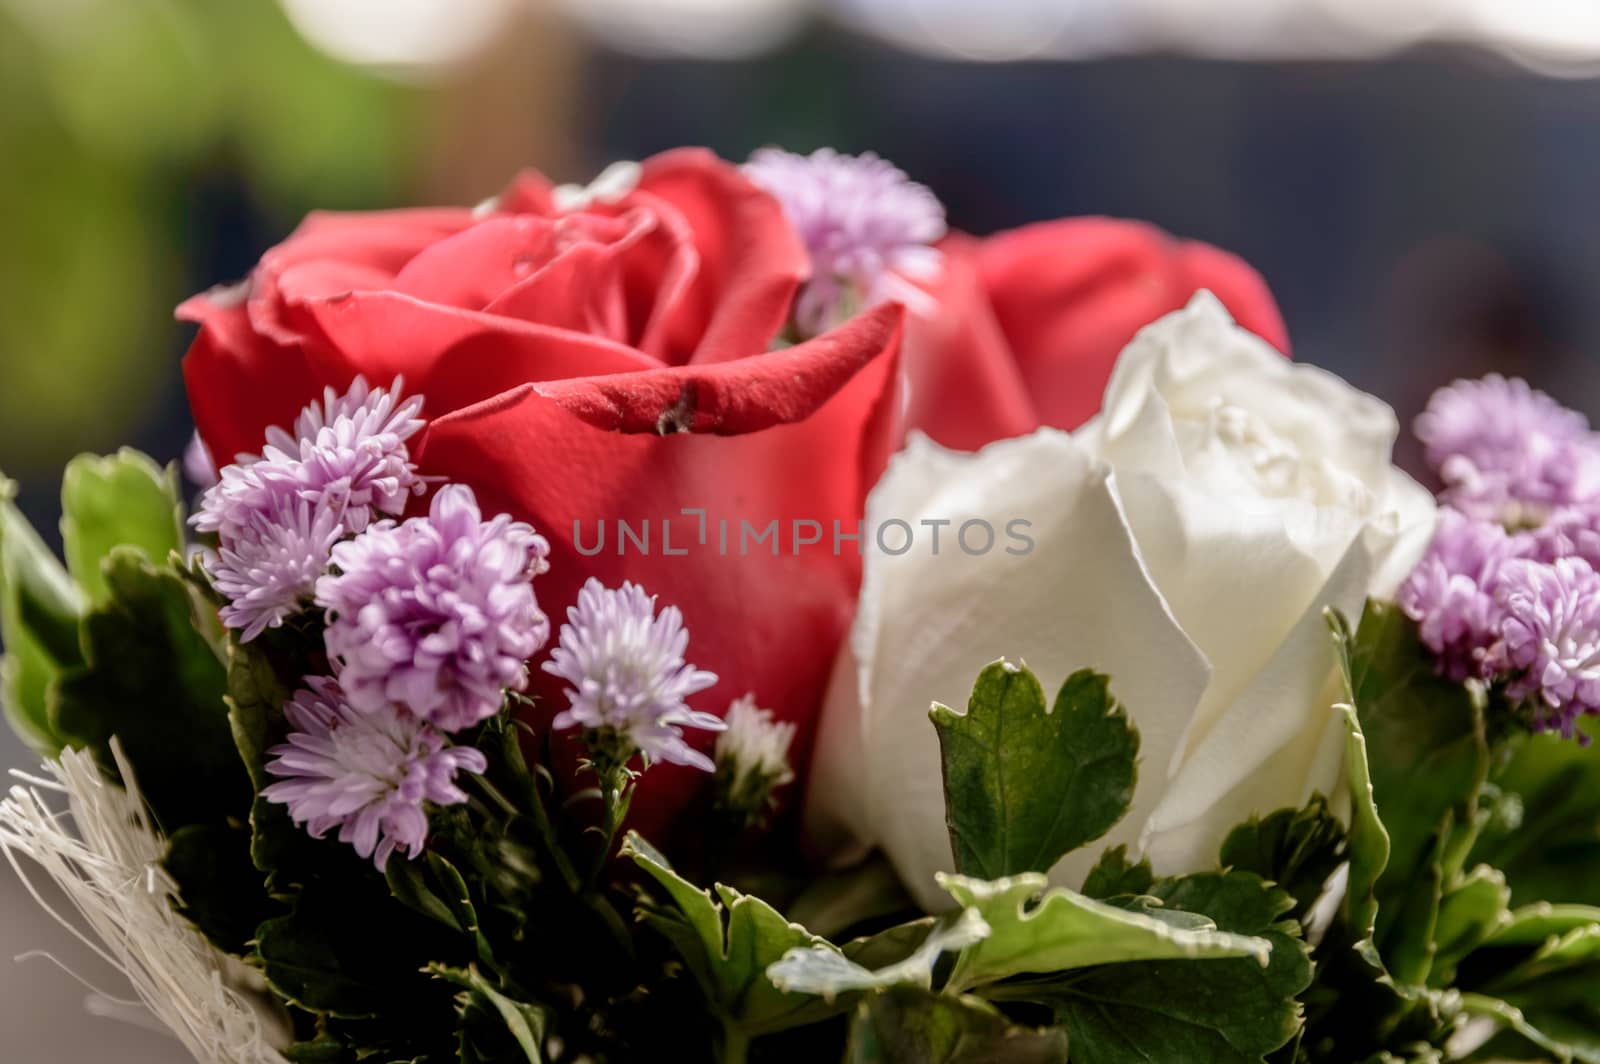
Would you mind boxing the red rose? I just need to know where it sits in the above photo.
[901,219,1288,451]
[180,149,904,838]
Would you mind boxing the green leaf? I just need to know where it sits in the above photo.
[1486,903,1600,948]
[388,852,494,967]
[49,547,243,831]
[256,878,460,1024]
[0,486,84,753]
[939,872,1271,993]
[767,908,990,1000]
[845,986,1068,1064]
[931,662,1137,880]
[1469,730,1600,908]
[1009,871,1312,1064]
[223,630,331,892]
[162,821,274,954]
[1458,993,1600,1064]
[59,449,182,607]
[623,832,839,1036]
[1384,822,1447,987]
[1344,601,1490,950]
[1429,865,1510,986]
[433,964,549,1063]
[1337,698,1390,943]
[1221,795,1347,923]
[1080,844,1154,901]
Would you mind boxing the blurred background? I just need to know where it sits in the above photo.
[4,0,1600,1058]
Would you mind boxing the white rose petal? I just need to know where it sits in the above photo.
[807,430,1211,911]
[807,292,1437,909]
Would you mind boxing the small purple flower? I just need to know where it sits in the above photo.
[745,147,946,337]
[1489,556,1600,738]
[194,377,424,540]
[263,376,427,535]
[1528,502,1600,570]
[543,579,723,771]
[193,377,428,640]
[1415,375,1600,520]
[262,677,485,870]
[1399,508,1533,680]
[210,499,343,641]
[317,485,550,733]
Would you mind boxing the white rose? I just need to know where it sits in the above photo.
[806,292,1436,911]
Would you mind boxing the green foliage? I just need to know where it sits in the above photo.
[1343,601,1490,957]
[768,909,990,999]
[58,449,182,607]
[1469,727,1600,908]
[1080,845,1155,900]
[844,986,1069,1064]
[1221,796,1347,924]
[50,547,244,832]
[0,484,82,753]
[433,965,551,1064]
[624,832,841,1038]
[1022,871,1311,1064]
[931,662,1137,880]
[163,821,273,954]
[1306,605,1600,1062]
[939,872,1271,992]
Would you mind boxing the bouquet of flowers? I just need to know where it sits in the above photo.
[2,146,1598,1064]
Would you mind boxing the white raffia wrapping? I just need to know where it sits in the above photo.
[0,741,288,1064]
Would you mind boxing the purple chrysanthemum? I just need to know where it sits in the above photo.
[1528,502,1600,571]
[262,677,485,870]
[317,485,550,733]
[194,376,424,543]
[210,499,343,641]
[263,376,427,535]
[543,579,723,771]
[193,377,427,640]
[1399,508,1533,681]
[745,147,946,337]
[1415,375,1600,521]
[1488,556,1600,738]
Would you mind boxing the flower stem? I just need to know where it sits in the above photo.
[584,763,633,891]
[719,1024,750,1064]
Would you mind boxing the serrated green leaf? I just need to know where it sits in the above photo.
[49,547,242,831]
[1458,993,1600,1064]
[1222,795,1346,924]
[1337,699,1390,942]
[623,831,838,1036]
[389,852,494,968]
[932,663,1137,881]
[998,870,1311,1063]
[1080,844,1154,900]
[939,872,1271,993]
[845,986,1068,1064]
[1487,903,1600,948]
[59,449,182,607]
[767,908,989,1000]
[433,964,548,1063]
[1344,601,1489,951]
